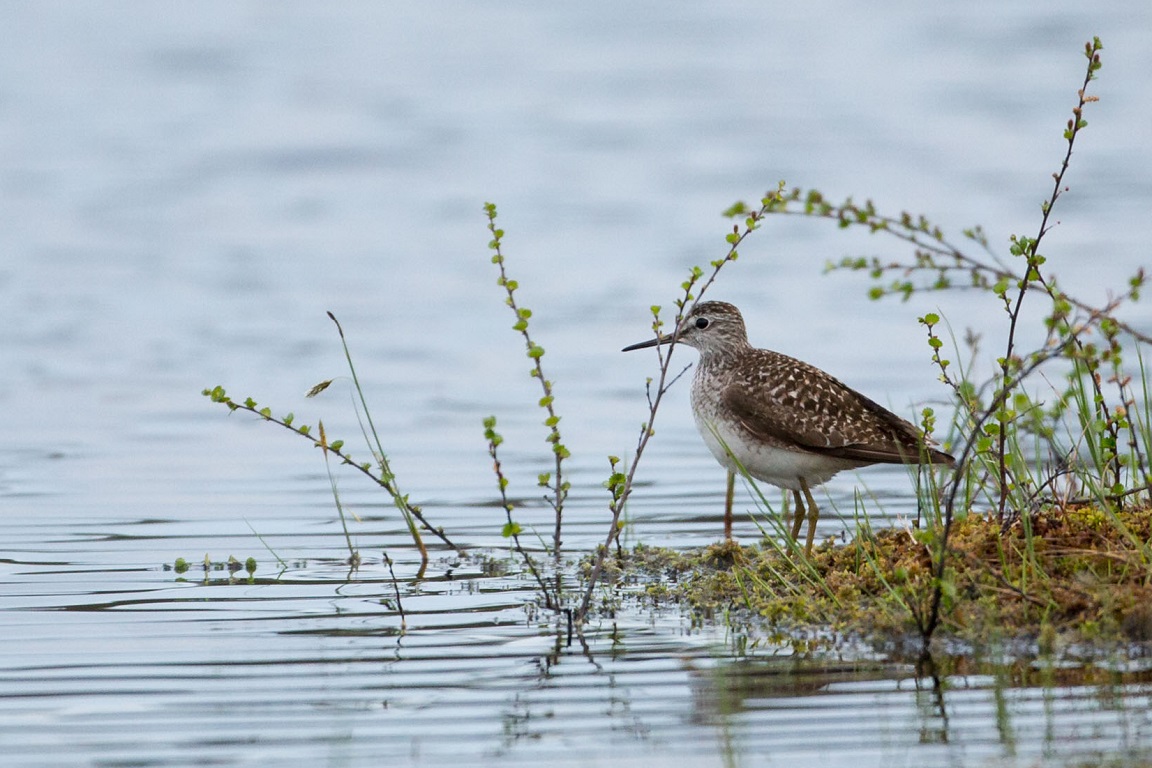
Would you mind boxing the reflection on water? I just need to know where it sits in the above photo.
[4,1,1152,766]
[695,654,1152,764]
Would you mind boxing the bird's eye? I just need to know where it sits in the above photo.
[694,317,709,329]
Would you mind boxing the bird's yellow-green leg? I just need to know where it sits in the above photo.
[799,477,820,554]
[724,470,735,540]
[789,489,805,545]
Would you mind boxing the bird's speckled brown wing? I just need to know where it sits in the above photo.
[718,349,954,466]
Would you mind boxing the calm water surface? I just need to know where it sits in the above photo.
[3,2,1152,766]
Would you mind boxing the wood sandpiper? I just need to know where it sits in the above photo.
[623,301,955,553]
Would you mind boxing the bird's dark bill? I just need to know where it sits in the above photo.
[622,335,672,352]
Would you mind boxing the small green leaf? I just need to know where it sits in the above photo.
[722,201,748,217]
[605,471,627,490]
[502,521,522,538]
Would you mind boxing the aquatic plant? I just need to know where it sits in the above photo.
[201,308,463,582]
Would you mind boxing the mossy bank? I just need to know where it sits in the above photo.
[599,504,1152,654]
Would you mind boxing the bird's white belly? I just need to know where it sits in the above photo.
[694,412,856,491]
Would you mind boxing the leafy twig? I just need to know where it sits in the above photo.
[202,385,458,553]
[485,203,570,556]
[484,416,559,611]
[920,37,1105,644]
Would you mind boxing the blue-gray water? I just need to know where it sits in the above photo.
[3,2,1152,766]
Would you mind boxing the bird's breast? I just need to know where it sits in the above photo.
[689,361,859,490]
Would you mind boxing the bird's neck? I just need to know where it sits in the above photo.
[696,340,752,367]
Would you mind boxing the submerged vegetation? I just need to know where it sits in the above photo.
[202,37,1152,655]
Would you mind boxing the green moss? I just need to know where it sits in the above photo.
[601,504,1152,650]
